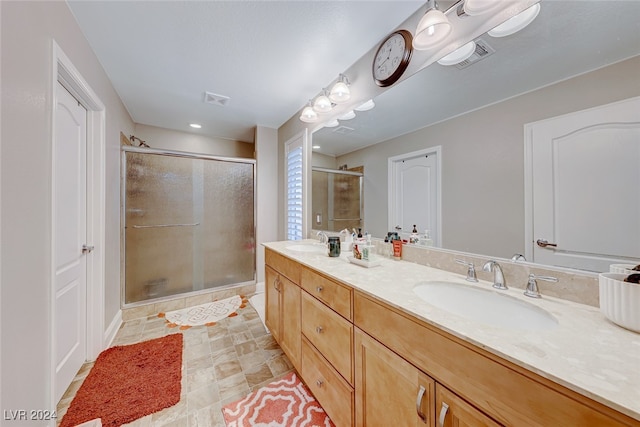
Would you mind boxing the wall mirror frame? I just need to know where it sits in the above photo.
[309,0,640,273]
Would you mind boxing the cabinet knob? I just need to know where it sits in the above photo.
[316,286,324,292]
[315,326,324,334]
[316,379,324,388]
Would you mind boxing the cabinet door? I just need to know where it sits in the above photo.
[355,329,434,427]
[265,265,281,341]
[435,384,501,427]
[280,275,301,370]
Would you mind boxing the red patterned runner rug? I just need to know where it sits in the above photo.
[59,334,183,427]
[222,372,334,427]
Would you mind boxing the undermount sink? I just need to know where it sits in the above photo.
[413,281,558,331]
[286,243,326,253]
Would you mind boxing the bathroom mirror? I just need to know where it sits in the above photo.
[310,1,640,270]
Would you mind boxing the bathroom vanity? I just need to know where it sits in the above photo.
[263,241,640,427]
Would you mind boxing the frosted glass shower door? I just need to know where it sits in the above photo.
[124,150,255,304]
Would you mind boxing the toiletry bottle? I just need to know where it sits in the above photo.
[410,224,419,244]
[421,230,433,247]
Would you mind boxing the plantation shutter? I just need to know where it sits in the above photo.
[286,140,304,240]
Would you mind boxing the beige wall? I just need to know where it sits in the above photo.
[134,123,255,158]
[337,56,640,258]
[1,1,134,417]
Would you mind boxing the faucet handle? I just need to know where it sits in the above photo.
[525,273,558,298]
[455,259,478,282]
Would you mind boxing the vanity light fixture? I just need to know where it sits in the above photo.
[329,74,351,104]
[338,110,356,121]
[437,40,476,66]
[299,100,319,123]
[189,123,202,129]
[354,99,375,112]
[313,89,333,113]
[463,0,501,16]
[413,0,452,50]
[488,3,540,38]
[324,119,339,128]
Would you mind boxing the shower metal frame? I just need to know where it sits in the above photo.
[120,146,257,308]
[312,166,364,230]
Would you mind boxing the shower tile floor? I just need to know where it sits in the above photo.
[56,294,292,427]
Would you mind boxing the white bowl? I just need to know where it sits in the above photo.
[609,264,639,274]
[599,273,640,333]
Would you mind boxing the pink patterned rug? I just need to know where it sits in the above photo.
[222,372,334,427]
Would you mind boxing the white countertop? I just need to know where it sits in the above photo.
[264,240,640,421]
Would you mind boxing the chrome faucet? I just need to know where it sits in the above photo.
[316,231,328,244]
[455,259,478,282]
[511,253,526,262]
[482,260,507,290]
[524,273,558,298]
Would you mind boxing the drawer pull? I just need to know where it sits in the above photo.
[316,379,324,388]
[316,286,324,292]
[315,326,324,334]
[416,385,427,423]
[438,402,449,427]
[273,276,281,292]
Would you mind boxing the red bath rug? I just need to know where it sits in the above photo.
[59,334,183,427]
[222,372,334,427]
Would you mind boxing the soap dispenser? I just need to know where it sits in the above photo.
[410,225,419,244]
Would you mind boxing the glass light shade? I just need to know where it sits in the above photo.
[299,104,318,123]
[488,3,540,38]
[329,80,350,103]
[413,9,452,50]
[338,110,356,120]
[313,93,332,113]
[437,41,476,66]
[324,119,339,128]
[355,99,375,112]
[463,0,501,16]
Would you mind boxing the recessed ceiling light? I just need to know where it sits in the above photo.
[488,3,540,38]
[355,99,375,112]
[438,41,476,66]
[338,110,356,121]
[312,145,321,149]
[189,123,202,129]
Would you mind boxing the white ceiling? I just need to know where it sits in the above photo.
[67,0,424,143]
[67,1,640,154]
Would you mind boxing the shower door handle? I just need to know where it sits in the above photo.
[131,222,200,229]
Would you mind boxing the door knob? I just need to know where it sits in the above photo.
[536,239,557,248]
[82,244,94,254]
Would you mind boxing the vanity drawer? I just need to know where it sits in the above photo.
[301,337,354,427]
[301,267,352,320]
[301,290,353,384]
[265,248,301,284]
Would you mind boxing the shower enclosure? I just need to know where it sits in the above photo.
[122,147,255,305]
[311,166,363,232]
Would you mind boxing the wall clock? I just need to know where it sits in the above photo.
[372,29,413,87]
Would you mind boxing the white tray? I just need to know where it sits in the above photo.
[347,256,380,268]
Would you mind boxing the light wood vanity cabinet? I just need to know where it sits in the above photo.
[264,250,301,371]
[264,250,638,427]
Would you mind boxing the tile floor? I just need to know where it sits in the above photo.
[56,294,293,426]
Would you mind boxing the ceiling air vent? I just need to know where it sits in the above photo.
[204,91,230,107]
[333,125,355,135]
[455,39,495,70]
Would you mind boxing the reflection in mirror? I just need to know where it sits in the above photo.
[310,1,640,272]
[312,166,363,233]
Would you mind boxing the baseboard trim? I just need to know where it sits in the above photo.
[103,310,122,350]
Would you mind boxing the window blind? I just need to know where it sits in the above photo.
[286,145,303,240]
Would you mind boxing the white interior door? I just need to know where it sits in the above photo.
[389,147,440,244]
[527,96,640,272]
[54,81,88,402]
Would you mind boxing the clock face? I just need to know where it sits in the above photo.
[372,30,413,87]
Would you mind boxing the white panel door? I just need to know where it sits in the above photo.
[529,96,640,272]
[54,82,87,402]
[390,149,439,244]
